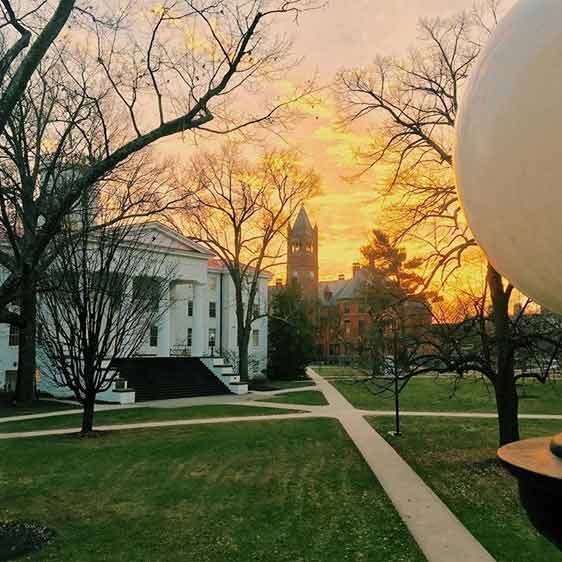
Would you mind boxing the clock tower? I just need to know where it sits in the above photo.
[287,207,319,300]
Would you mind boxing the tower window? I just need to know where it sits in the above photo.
[187,300,193,317]
[209,301,216,318]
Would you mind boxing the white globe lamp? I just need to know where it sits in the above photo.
[455,0,562,548]
[455,0,562,314]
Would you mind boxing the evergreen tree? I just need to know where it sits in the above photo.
[268,285,316,380]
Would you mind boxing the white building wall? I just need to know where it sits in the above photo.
[212,270,269,378]
[0,322,18,391]
[0,225,272,396]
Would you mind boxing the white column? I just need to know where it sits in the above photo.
[191,282,208,357]
[158,281,171,357]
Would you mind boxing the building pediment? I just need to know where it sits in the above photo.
[131,222,214,258]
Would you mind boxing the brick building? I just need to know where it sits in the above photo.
[278,207,432,361]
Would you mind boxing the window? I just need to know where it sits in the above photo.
[344,302,351,314]
[187,328,192,347]
[344,320,351,337]
[252,329,259,347]
[358,320,366,336]
[8,324,19,347]
[133,276,160,311]
[253,302,260,318]
[187,300,193,317]
[94,271,125,306]
[209,301,216,318]
[209,276,217,291]
[208,328,216,348]
[149,324,158,347]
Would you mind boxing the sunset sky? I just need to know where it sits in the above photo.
[163,0,516,283]
[273,0,516,282]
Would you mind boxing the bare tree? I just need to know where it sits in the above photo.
[0,0,320,400]
[180,143,319,381]
[0,0,76,134]
[38,213,173,434]
[337,2,541,445]
[0,58,183,402]
[369,290,562,398]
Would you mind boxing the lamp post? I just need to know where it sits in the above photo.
[382,310,401,437]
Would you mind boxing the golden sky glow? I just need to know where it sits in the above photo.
[161,0,517,285]
[273,0,518,283]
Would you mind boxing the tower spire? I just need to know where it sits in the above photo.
[286,206,319,299]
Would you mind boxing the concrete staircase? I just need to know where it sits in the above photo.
[111,357,231,402]
[201,357,249,395]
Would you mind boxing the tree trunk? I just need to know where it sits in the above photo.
[494,373,520,446]
[233,281,251,383]
[81,394,96,434]
[238,333,250,383]
[14,274,37,403]
[487,263,520,445]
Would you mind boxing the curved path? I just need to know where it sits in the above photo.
[307,368,495,562]
[1,368,504,561]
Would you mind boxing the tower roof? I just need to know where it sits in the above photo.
[291,207,314,236]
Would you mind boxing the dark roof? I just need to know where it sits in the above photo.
[290,207,314,236]
[318,269,370,305]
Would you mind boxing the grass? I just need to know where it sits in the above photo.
[369,416,562,562]
[1,419,425,562]
[249,379,315,392]
[262,390,329,406]
[0,404,291,433]
[0,397,77,418]
[315,370,562,414]
[314,366,368,380]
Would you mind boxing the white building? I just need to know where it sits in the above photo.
[0,222,270,402]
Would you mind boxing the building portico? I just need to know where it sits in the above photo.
[0,222,270,400]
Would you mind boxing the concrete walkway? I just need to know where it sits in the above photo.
[0,391,315,424]
[307,367,496,562]
[0,411,327,440]
[0,372,518,561]
[5,394,562,425]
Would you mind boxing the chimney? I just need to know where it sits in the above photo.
[352,263,361,278]
[275,278,283,288]
[338,273,345,281]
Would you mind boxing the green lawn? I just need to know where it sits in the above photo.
[1,419,425,562]
[0,398,77,418]
[262,390,329,406]
[0,404,291,433]
[324,373,562,414]
[369,416,562,562]
[249,379,315,391]
[314,366,368,380]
